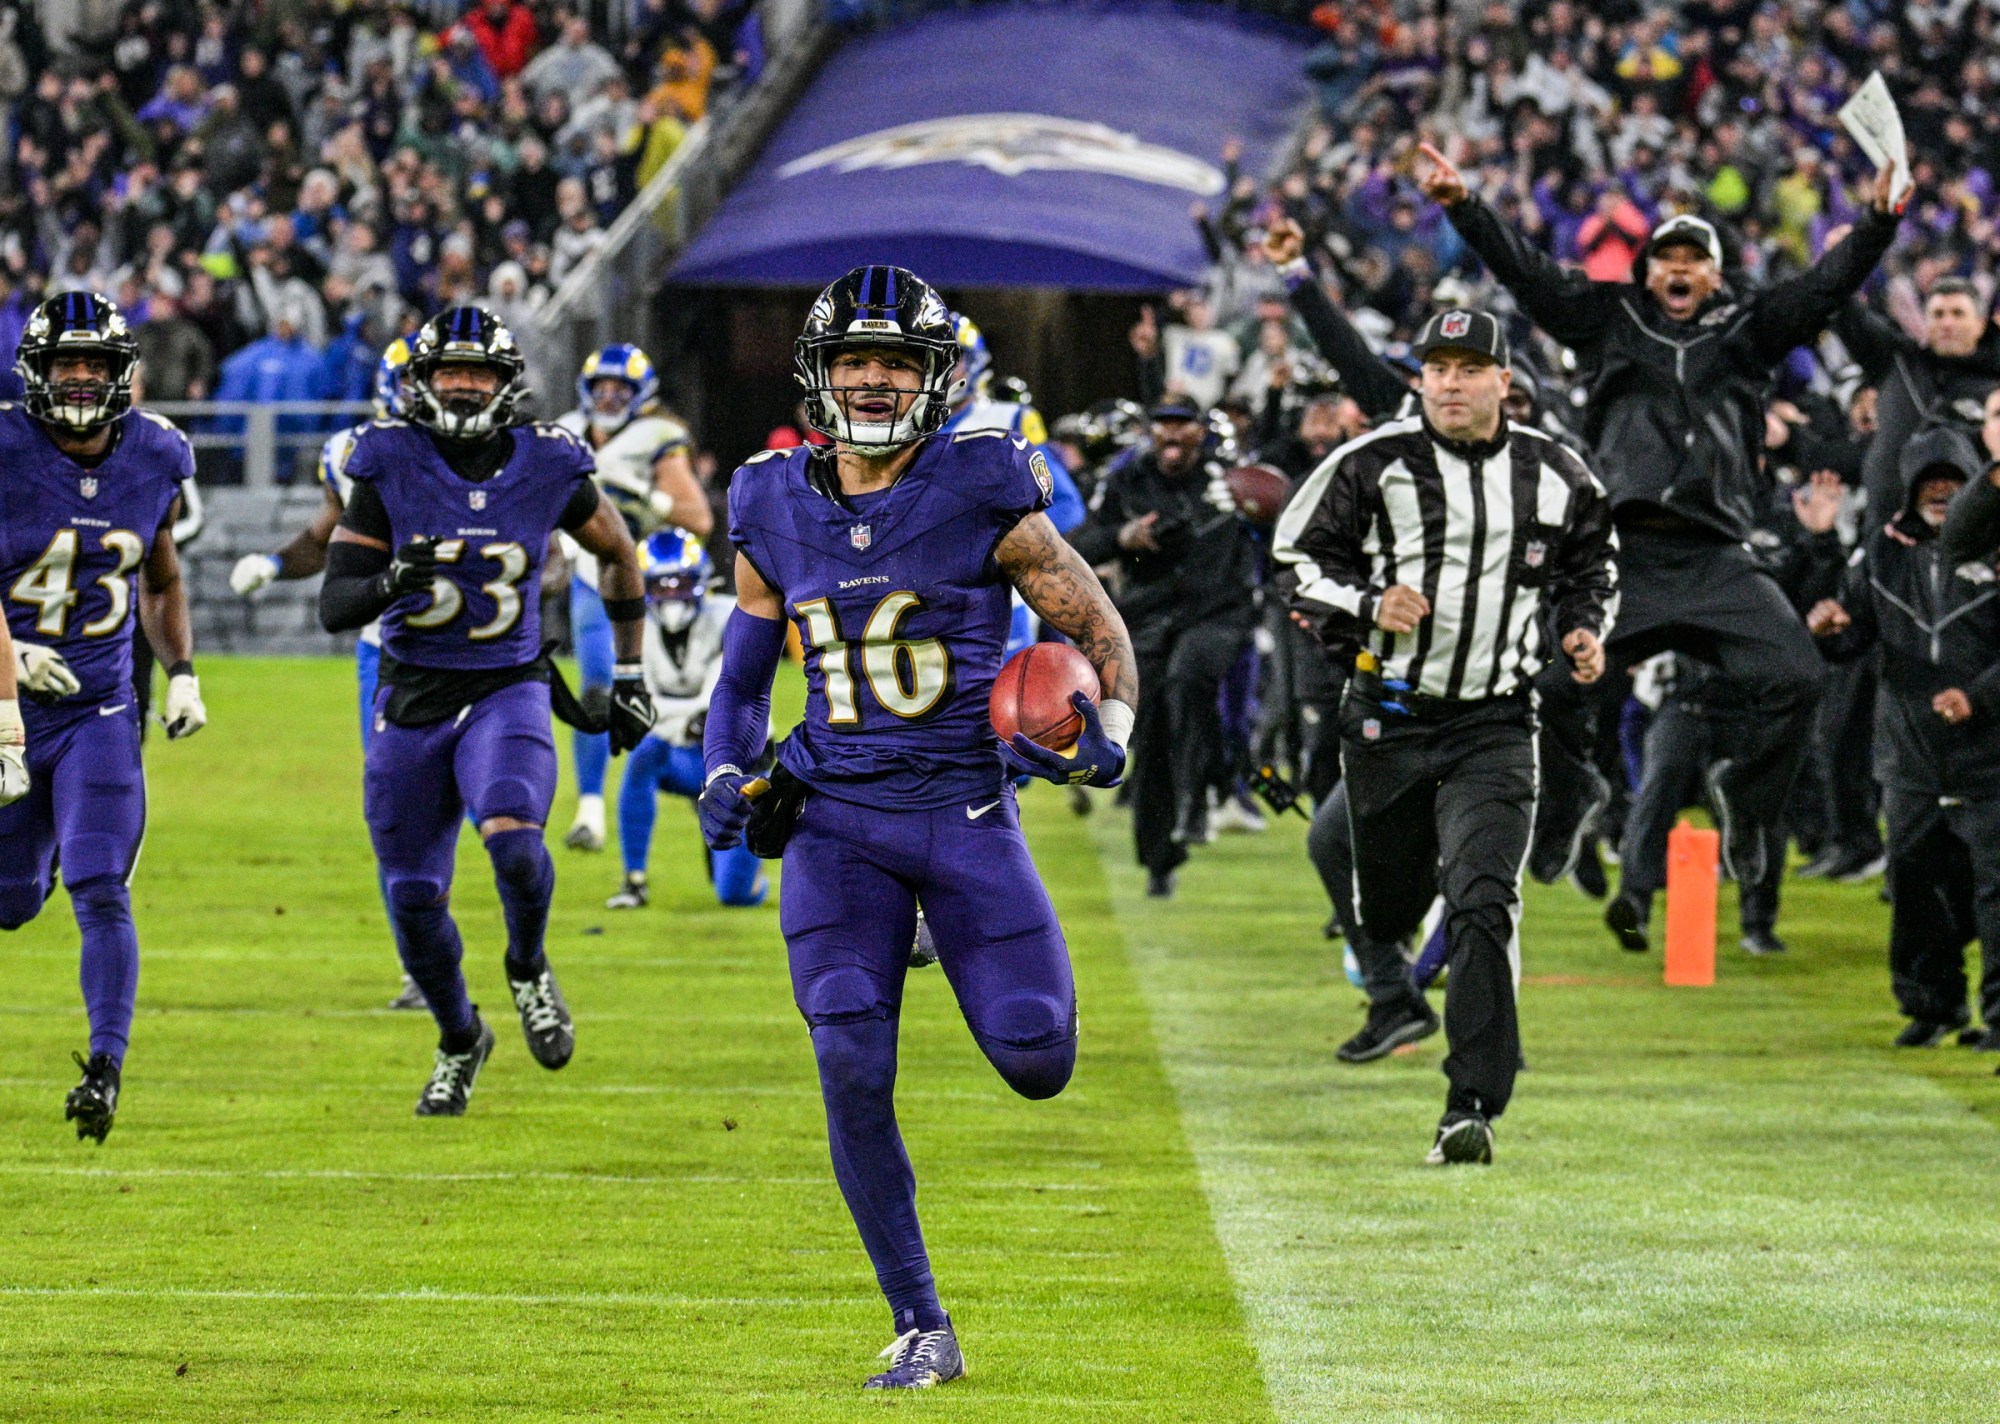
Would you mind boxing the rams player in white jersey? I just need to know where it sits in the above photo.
[554,344,711,852]
[229,339,430,1008]
[604,528,765,911]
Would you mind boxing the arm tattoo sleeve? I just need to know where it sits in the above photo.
[997,512,1138,705]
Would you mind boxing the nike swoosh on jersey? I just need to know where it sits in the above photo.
[98,703,129,717]
[967,800,1001,820]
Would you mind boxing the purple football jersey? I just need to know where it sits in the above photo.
[0,404,189,710]
[728,430,1053,809]
[346,420,595,670]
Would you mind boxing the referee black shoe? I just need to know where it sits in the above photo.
[1703,760,1766,885]
[1893,1017,1965,1049]
[1337,997,1440,1063]
[1605,891,1650,953]
[1424,1109,1493,1166]
[415,1018,496,1116]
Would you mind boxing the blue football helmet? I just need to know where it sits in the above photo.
[950,311,991,401]
[373,337,411,419]
[639,527,710,633]
[577,343,660,436]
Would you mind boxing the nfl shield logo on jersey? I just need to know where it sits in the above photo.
[849,523,872,551]
[1525,540,1546,568]
[1362,717,1381,741]
[79,476,97,499]
[469,490,487,511]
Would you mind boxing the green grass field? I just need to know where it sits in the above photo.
[2,656,1997,1422]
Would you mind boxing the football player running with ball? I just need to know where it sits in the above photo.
[318,307,654,1116]
[0,292,204,1142]
[699,267,1137,1390]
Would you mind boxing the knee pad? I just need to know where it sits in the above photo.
[808,1016,898,1101]
[796,965,895,1029]
[66,875,131,929]
[0,879,48,930]
[386,877,450,918]
[972,991,1078,1100]
[485,828,552,891]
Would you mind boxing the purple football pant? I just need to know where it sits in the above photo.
[0,703,146,1063]
[364,680,558,1041]
[781,787,1077,1331]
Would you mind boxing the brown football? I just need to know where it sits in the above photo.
[1226,462,1294,529]
[990,643,1101,751]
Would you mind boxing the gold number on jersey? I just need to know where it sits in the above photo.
[468,542,530,640]
[402,539,467,629]
[10,528,145,637]
[793,591,950,724]
[82,531,147,636]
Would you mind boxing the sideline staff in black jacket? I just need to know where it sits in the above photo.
[1416,142,1900,886]
[1810,421,2000,1049]
[1067,397,1258,896]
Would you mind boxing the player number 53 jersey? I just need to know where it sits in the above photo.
[727,431,1053,809]
[0,404,191,708]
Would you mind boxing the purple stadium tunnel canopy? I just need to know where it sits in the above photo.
[671,1,1314,291]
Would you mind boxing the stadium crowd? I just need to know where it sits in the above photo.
[0,0,769,408]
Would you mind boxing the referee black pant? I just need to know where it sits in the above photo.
[1129,617,1252,876]
[1608,529,1828,829]
[1340,691,1534,1117]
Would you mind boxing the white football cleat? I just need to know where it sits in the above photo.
[565,795,606,852]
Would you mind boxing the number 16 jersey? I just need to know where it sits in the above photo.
[0,404,190,713]
[727,431,1052,810]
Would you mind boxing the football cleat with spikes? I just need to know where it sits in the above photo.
[510,967,575,1069]
[388,975,430,1011]
[909,909,938,969]
[606,872,649,910]
[864,1322,966,1390]
[564,795,606,852]
[415,1019,496,1116]
[65,1051,120,1143]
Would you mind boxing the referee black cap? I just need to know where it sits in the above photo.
[1411,309,1509,367]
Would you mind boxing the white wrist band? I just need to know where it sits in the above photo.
[1098,699,1135,751]
[704,763,742,789]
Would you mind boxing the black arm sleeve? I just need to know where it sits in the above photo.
[556,476,601,534]
[319,539,397,633]
[1830,300,1907,383]
[1750,209,1900,362]
[1444,195,1617,348]
[339,479,394,542]
[1941,468,2000,564]
[1286,275,1410,420]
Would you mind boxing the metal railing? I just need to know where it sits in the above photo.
[150,401,375,489]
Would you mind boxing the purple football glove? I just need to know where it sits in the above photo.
[999,692,1126,788]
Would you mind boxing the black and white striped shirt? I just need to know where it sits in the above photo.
[1272,415,1619,700]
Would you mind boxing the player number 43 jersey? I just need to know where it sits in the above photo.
[0,404,191,708]
[727,430,1053,809]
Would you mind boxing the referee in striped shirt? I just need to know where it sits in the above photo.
[1273,309,1618,1165]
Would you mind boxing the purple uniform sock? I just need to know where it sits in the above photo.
[385,879,478,1040]
[72,876,138,1064]
[488,828,554,980]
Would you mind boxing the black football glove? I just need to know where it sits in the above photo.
[608,663,655,754]
[377,537,441,599]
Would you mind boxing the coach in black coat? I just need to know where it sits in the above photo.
[1415,143,1901,885]
[1810,427,2000,1042]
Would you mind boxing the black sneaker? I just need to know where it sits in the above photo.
[1739,927,1788,956]
[1828,850,1888,884]
[1146,870,1176,899]
[1605,891,1650,953]
[1424,1109,1493,1166]
[1569,841,1609,900]
[415,1018,496,1116]
[1893,1018,1963,1048]
[1336,997,1440,1063]
[1703,760,1766,885]
[1957,1025,1996,1049]
[509,967,574,1069]
[1171,798,1210,846]
[864,1319,966,1390]
[65,1051,120,1143]
[387,975,429,1011]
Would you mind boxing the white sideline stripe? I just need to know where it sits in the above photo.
[0,1163,1099,1191]
[0,1285,841,1309]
